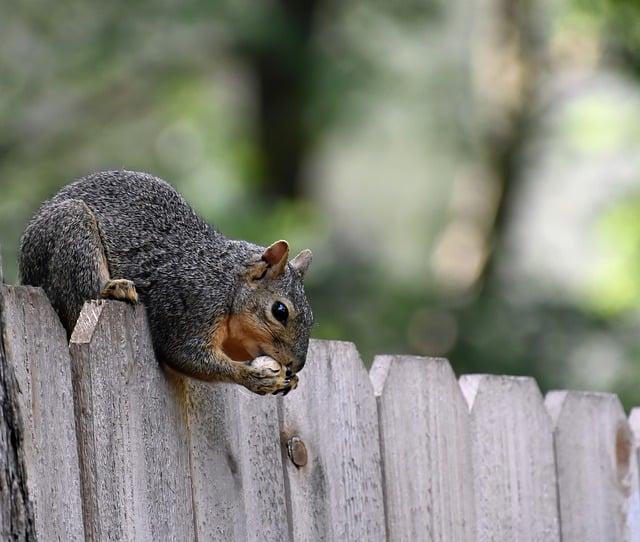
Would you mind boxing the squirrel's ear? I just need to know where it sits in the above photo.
[262,240,289,268]
[262,240,289,278]
[247,240,289,283]
[291,249,312,278]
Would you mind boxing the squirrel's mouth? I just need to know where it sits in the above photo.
[221,337,254,362]
[221,337,277,365]
[223,312,281,363]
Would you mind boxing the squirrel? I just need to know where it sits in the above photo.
[18,170,313,396]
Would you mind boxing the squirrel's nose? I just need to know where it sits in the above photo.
[291,355,306,374]
[285,367,293,378]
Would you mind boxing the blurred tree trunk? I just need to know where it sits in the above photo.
[246,0,322,200]
[447,0,549,377]
[472,0,545,290]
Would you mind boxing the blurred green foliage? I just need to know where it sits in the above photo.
[591,198,640,316]
[575,0,640,73]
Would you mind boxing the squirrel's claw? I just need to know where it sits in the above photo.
[273,374,299,396]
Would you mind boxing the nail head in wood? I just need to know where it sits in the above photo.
[287,436,307,467]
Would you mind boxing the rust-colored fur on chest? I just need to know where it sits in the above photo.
[210,313,273,362]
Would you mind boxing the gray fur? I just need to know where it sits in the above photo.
[19,170,313,392]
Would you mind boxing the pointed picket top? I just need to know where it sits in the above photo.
[70,300,194,541]
[280,339,385,542]
[460,374,560,542]
[544,389,569,427]
[546,390,637,542]
[458,373,481,409]
[69,298,105,344]
[459,374,551,423]
[0,282,37,541]
[372,355,476,542]
[369,353,392,397]
[0,285,84,541]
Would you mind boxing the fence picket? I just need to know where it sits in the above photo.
[184,382,289,541]
[0,285,85,541]
[628,408,640,541]
[546,391,637,541]
[2,276,639,541]
[69,300,194,541]
[370,355,476,542]
[459,375,560,542]
[280,339,386,541]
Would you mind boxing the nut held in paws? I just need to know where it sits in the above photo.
[250,356,282,373]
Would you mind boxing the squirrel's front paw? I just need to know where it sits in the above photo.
[100,279,139,304]
[242,356,298,396]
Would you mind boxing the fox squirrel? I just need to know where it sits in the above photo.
[19,170,313,396]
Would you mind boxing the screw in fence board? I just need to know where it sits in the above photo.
[0,283,37,541]
[69,300,194,541]
[1,284,85,541]
[370,356,476,542]
[279,340,386,542]
[459,375,560,542]
[183,380,289,542]
[546,391,639,542]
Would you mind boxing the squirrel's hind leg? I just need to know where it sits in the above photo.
[20,199,125,338]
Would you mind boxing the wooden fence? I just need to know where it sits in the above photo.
[1,279,640,541]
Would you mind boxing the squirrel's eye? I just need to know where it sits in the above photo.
[271,301,289,324]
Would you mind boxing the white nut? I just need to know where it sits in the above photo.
[250,356,282,374]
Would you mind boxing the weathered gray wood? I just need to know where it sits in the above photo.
[459,375,560,542]
[1,285,84,540]
[0,284,37,541]
[280,340,386,541]
[70,300,194,541]
[630,409,640,443]
[546,391,637,541]
[628,408,640,541]
[370,355,475,542]
[184,381,289,541]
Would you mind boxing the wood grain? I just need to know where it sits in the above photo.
[371,355,476,542]
[70,300,194,541]
[0,283,37,541]
[184,380,289,541]
[546,391,637,541]
[4,256,639,542]
[460,375,560,542]
[628,408,640,542]
[280,339,386,541]
[1,285,84,541]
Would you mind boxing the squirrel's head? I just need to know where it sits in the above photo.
[226,240,313,374]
